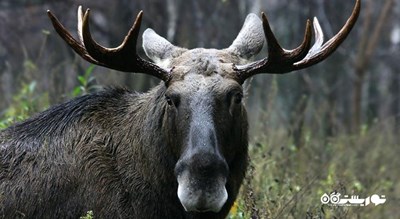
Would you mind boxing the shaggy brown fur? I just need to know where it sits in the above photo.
[0,84,248,218]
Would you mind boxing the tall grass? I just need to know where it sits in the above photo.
[229,120,399,219]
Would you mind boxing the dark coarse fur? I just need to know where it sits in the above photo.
[0,84,248,218]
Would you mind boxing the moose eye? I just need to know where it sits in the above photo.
[165,94,180,107]
[166,96,173,106]
[233,93,243,104]
[228,90,243,106]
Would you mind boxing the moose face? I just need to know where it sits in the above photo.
[142,18,265,211]
[166,73,243,212]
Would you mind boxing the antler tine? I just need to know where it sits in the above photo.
[260,12,285,61]
[48,7,171,81]
[261,12,313,63]
[47,10,100,65]
[77,6,85,45]
[294,0,361,68]
[236,0,361,83]
[306,17,324,57]
[80,8,140,57]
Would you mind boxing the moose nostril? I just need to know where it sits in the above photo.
[195,206,211,212]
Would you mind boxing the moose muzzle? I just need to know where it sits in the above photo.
[176,152,229,212]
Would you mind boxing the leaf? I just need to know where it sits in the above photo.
[84,65,96,78]
[78,76,86,86]
[73,87,82,96]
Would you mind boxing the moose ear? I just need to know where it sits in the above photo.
[142,28,187,68]
[227,14,264,59]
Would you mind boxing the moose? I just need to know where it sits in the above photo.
[0,1,360,218]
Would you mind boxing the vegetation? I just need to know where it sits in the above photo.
[80,210,94,219]
[0,81,49,129]
[228,123,398,218]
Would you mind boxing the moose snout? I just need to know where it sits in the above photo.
[175,153,229,213]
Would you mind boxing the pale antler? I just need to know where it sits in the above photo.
[47,6,171,81]
[235,0,361,83]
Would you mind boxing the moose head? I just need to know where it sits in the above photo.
[46,0,360,214]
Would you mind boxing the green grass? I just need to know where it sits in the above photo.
[0,81,49,129]
[229,122,399,218]
[80,210,94,219]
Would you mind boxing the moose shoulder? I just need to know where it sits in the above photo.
[0,1,360,218]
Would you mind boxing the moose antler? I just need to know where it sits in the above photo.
[235,0,361,83]
[47,6,171,81]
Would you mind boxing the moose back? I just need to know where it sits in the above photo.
[0,1,360,218]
